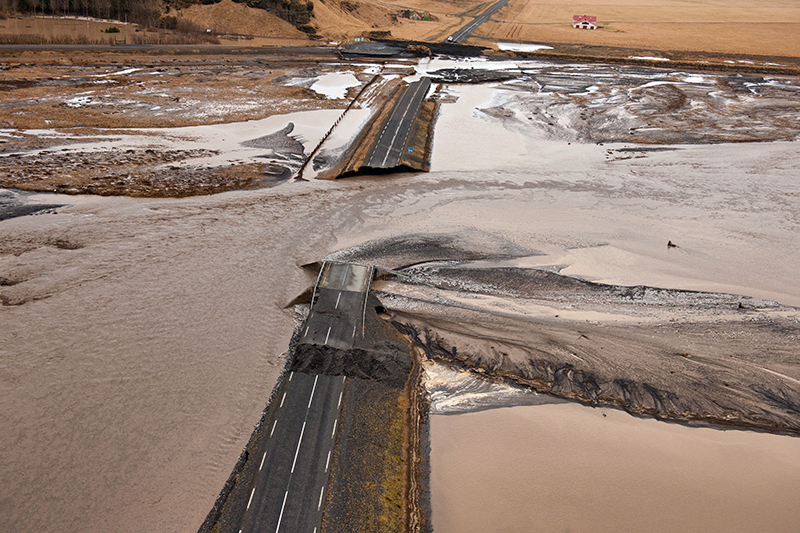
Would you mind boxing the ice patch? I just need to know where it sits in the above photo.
[65,96,94,108]
[309,73,360,99]
[678,74,708,84]
[92,68,141,78]
[631,80,678,91]
[496,42,554,52]
[629,56,670,62]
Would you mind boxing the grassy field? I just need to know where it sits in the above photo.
[477,0,800,58]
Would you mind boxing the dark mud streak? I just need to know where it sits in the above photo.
[0,203,64,221]
[328,231,535,271]
[292,343,411,387]
[399,263,781,314]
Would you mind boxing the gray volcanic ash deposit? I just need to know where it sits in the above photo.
[326,230,537,270]
[374,261,800,435]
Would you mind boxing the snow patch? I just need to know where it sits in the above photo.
[629,56,670,62]
[309,73,360,99]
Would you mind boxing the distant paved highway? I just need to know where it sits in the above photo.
[364,78,432,169]
[448,0,512,43]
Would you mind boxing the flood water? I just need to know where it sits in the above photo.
[430,403,800,533]
[2,61,799,532]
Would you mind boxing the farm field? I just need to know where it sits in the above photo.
[478,0,800,58]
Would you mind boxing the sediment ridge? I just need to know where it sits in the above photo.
[376,264,800,436]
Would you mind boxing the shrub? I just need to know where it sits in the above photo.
[160,15,177,29]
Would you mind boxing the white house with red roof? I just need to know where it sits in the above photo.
[573,15,597,29]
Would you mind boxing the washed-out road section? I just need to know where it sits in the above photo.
[363,78,432,170]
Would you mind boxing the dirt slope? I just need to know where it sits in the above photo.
[177,0,307,38]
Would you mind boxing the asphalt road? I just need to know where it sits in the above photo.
[237,371,346,533]
[448,0,512,43]
[232,262,371,532]
[300,262,373,350]
[364,77,432,169]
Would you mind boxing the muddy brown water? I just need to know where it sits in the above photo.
[1,65,799,532]
[430,403,800,533]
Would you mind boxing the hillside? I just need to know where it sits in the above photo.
[309,0,485,42]
[0,0,486,44]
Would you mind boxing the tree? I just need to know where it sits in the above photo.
[91,0,111,19]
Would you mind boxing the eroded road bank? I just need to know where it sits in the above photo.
[201,262,429,533]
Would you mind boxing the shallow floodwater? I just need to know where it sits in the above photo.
[430,404,800,533]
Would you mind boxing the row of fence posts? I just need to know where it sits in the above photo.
[297,71,382,180]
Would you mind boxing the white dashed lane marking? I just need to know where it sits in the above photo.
[247,487,256,510]
[291,422,307,474]
[307,375,318,409]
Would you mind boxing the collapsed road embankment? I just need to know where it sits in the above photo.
[201,283,430,533]
[294,293,429,532]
